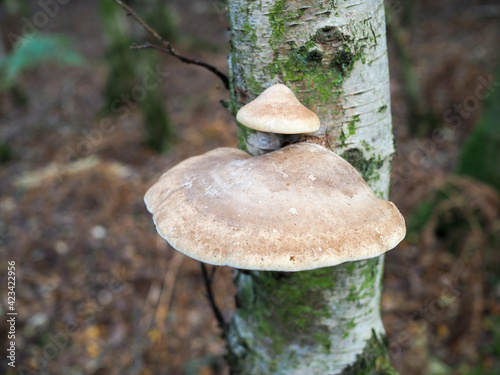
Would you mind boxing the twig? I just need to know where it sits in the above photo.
[132,249,185,371]
[200,262,227,337]
[209,262,217,282]
[132,42,229,89]
[112,0,229,89]
[154,250,185,334]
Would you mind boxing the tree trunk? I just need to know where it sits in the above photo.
[225,0,398,373]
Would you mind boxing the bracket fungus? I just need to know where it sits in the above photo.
[236,84,322,154]
[236,84,321,134]
[144,142,405,272]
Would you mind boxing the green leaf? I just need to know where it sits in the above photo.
[0,33,84,88]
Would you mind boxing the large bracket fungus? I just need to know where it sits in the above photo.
[145,142,405,271]
[145,84,405,271]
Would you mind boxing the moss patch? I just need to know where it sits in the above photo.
[340,330,398,375]
[332,49,356,75]
[344,258,379,304]
[226,268,339,372]
[268,0,287,48]
[339,114,361,146]
[358,259,379,298]
[236,268,337,355]
[267,42,344,105]
[341,148,384,184]
[227,260,386,373]
[242,20,257,44]
[244,71,262,98]
[339,129,348,147]
[237,125,255,152]
[348,115,359,135]
[342,318,357,338]
[267,24,367,106]
[377,105,387,113]
[360,140,373,152]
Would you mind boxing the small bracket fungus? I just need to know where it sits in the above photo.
[236,84,321,135]
[145,143,405,272]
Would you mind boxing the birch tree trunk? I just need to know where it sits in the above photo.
[225,0,398,374]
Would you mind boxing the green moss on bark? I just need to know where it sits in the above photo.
[341,148,384,185]
[226,259,389,374]
[267,28,366,106]
[268,0,287,47]
[340,330,398,375]
[236,268,336,348]
[377,105,387,113]
[237,125,255,152]
[339,115,360,146]
[226,267,341,372]
[242,20,258,44]
[348,115,360,135]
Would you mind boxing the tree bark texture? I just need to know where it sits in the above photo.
[226,1,397,374]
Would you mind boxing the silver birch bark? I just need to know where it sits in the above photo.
[225,0,397,374]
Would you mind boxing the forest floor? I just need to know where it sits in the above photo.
[1,0,499,374]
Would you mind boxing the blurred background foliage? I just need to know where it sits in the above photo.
[0,33,83,90]
[98,0,177,152]
[0,0,499,374]
[457,65,500,192]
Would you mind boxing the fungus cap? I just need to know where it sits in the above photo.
[145,143,405,271]
[236,84,321,134]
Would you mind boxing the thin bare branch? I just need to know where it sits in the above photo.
[200,262,227,338]
[132,42,230,89]
[112,0,229,89]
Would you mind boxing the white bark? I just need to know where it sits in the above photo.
[227,259,387,374]
[226,1,396,373]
